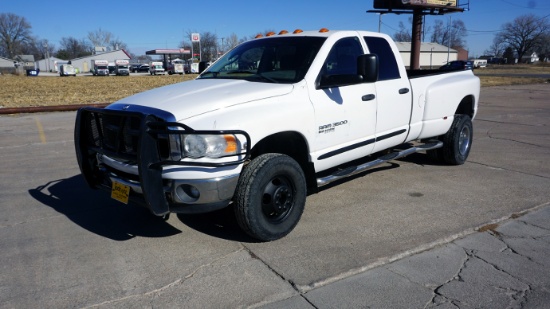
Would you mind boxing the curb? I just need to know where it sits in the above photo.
[0,103,109,115]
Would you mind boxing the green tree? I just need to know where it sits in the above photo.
[502,46,515,64]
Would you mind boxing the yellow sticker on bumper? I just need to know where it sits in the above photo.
[111,180,130,204]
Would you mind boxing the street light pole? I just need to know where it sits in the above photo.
[43,42,50,72]
[430,47,434,69]
[447,15,452,63]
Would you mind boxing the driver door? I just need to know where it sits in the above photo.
[309,37,378,172]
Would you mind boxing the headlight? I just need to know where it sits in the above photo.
[183,134,239,158]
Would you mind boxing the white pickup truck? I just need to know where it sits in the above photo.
[75,29,480,241]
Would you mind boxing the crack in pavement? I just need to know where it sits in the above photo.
[469,160,550,179]
[80,247,246,308]
[424,215,550,309]
[243,245,319,309]
[476,118,547,128]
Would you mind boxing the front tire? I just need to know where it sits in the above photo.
[234,153,306,241]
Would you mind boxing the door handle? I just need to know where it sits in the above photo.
[362,94,376,101]
[399,88,410,94]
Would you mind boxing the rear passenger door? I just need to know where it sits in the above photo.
[364,36,412,152]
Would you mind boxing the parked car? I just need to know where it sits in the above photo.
[130,64,145,73]
[59,64,76,77]
[439,60,473,71]
[108,63,116,75]
[133,64,150,73]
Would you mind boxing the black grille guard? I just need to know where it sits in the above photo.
[75,107,251,215]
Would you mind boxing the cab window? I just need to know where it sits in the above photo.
[364,36,401,80]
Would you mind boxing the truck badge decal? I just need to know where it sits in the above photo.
[318,120,348,134]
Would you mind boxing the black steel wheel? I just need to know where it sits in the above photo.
[234,153,306,241]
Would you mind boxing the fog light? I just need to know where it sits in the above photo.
[175,184,201,203]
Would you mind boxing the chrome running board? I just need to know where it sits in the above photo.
[316,141,443,187]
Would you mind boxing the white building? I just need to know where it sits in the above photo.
[35,56,64,72]
[521,52,539,64]
[69,49,132,73]
[0,56,14,70]
[395,42,458,68]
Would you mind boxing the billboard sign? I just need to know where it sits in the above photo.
[191,33,200,42]
[404,0,457,5]
[373,0,457,9]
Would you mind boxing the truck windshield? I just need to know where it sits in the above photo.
[199,36,326,84]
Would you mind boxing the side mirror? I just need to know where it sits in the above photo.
[358,54,378,83]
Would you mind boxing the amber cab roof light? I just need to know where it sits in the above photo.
[255,28,329,38]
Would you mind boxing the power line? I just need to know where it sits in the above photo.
[500,0,550,10]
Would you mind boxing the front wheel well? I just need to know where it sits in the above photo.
[251,132,317,192]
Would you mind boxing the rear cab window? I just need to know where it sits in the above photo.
[363,36,401,81]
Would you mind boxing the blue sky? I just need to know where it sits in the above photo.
[3,0,550,58]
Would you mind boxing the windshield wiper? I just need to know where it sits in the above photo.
[226,70,256,74]
[250,73,278,83]
[199,71,219,78]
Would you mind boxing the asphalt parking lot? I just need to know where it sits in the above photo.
[1,84,549,308]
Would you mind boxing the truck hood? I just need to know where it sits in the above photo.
[110,79,294,121]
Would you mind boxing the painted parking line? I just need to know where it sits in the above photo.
[34,117,46,144]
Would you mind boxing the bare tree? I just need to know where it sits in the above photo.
[537,33,550,62]
[56,37,92,60]
[0,13,33,58]
[484,36,506,57]
[33,39,56,59]
[183,30,219,61]
[200,31,218,61]
[430,18,467,49]
[87,28,113,49]
[496,14,550,61]
[108,37,128,52]
[393,21,412,42]
[17,38,56,62]
[221,33,240,53]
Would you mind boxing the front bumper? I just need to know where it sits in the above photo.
[74,107,250,215]
[104,167,240,214]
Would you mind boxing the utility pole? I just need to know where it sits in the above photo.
[367,1,465,70]
[410,9,423,70]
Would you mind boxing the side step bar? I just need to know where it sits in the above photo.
[316,141,443,187]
